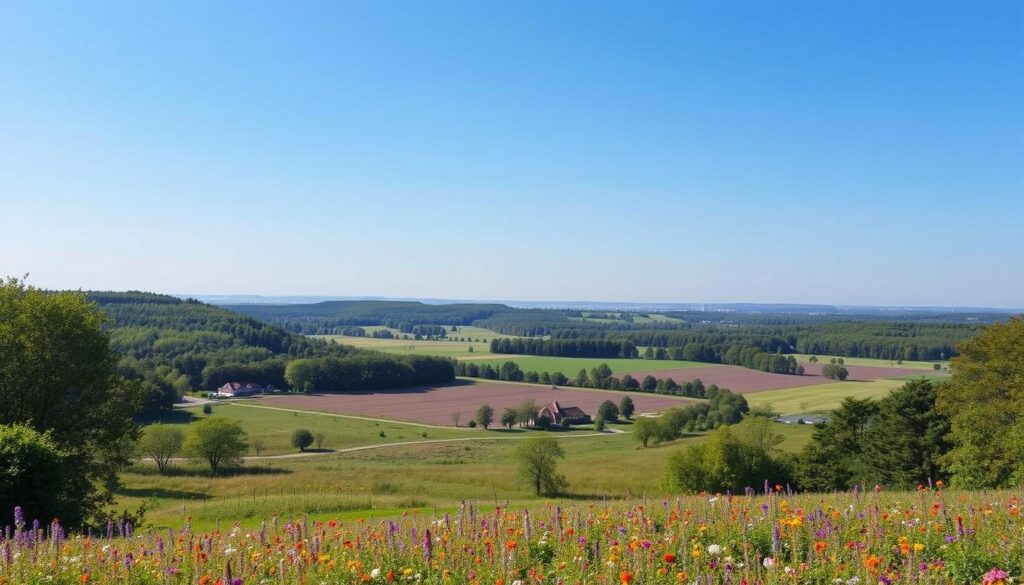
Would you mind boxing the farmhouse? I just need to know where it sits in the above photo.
[216,382,276,397]
[538,401,592,426]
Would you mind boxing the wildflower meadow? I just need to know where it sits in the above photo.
[1,486,1020,585]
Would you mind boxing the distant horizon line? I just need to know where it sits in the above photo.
[173,293,1023,314]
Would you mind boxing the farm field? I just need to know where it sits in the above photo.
[629,362,935,394]
[153,403,476,456]
[253,381,696,426]
[316,325,511,358]
[463,354,713,374]
[791,353,947,370]
[744,378,907,414]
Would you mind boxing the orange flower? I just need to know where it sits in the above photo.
[620,570,634,584]
[865,555,882,572]
[813,541,827,555]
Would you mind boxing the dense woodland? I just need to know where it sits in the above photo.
[87,293,455,415]
[225,300,508,334]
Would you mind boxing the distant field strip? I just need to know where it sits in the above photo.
[744,378,905,414]
[460,355,713,374]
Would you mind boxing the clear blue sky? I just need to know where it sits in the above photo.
[2,1,1021,307]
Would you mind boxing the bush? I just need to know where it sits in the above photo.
[0,424,81,529]
[202,404,213,415]
[467,420,477,428]
[291,429,314,451]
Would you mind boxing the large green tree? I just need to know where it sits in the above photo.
[0,278,143,525]
[858,379,950,488]
[513,436,567,496]
[183,417,248,473]
[936,317,1024,487]
[795,397,879,491]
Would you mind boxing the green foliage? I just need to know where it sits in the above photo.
[597,400,619,422]
[858,379,949,488]
[137,424,184,474]
[475,404,494,429]
[284,354,455,392]
[500,408,518,429]
[291,429,314,451]
[0,424,82,528]
[618,395,635,419]
[632,417,659,447]
[821,363,849,380]
[513,436,566,496]
[937,316,1024,487]
[796,397,879,491]
[0,278,144,526]
[663,426,787,493]
[183,417,248,473]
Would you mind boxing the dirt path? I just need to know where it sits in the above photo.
[150,428,625,464]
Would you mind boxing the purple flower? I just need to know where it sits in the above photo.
[13,507,24,530]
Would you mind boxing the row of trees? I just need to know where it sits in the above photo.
[490,337,636,358]
[283,354,455,392]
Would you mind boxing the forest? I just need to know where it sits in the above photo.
[224,300,508,334]
[87,293,455,415]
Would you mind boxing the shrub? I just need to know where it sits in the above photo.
[291,429,314,451]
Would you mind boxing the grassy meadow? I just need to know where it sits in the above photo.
[745,378,907,414]
[791,353,947,370]
[122,402,815,529]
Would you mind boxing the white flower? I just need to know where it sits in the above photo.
[512,581,524,585]
[763,557,775,568]
[846,577,861,585]
[370,568,381,579]
[707,544,723,555]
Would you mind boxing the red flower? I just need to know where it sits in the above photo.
[663,553,678,563]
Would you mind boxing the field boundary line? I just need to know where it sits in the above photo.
[227,401,462,429]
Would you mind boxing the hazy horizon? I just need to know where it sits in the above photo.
[3,2,1022,307]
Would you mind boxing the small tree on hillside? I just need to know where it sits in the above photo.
[137,424,184,475]
[514,436,567,496]
[641,375,658,392]
[501,408,518,429]
[475,404,495,429]
[633,417,659,447]
[597,400,620,422]
[619,396,635,419]
[251,437,266,457]
[291,429,314,451]
[809,356,818,363]
[183,417,248,474]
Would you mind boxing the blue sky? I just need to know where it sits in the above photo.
[1,1,1021,306]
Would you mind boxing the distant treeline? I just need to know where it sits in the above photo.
[458,359,723,399]
[225,301,507,335]
[87,293,456,416]
[284,354,455,392]
[489,337,636,358]
[488,337,802,375]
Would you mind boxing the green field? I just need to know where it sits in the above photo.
[316,325,512,358]
[153,403,478,456]
[463,355,712,376]
[791,353,947,370]
[745,378,905,414]
[123,403,813,528]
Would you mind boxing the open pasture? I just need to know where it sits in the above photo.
[791,353,946,370]
[254,381,695,426]
[630,362,933,394]
[745,378,907,414]
[159,403,473,456]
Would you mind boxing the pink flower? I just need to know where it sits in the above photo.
[982,569,1009,585]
